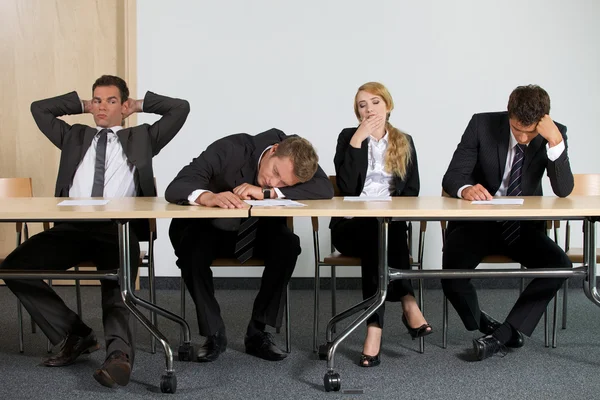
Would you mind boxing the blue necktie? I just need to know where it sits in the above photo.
[91,129,110,197]
[501,144,526,246]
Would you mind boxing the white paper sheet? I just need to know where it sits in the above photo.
[343,196,392,202]
[244,199,306,207]
[57,200,110,206]
[471,199,524,205]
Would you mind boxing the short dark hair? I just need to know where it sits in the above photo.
[507,85,551,126]
[273,137,319,183]
[92,75,129,103]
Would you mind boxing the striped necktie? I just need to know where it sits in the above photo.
[501,144,526,246]
[234,217,259,263]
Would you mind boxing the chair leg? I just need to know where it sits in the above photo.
[148,241,157,354]
[285,284,291,353]
[552,294,558,348]
[418,277,424,354]
[75,266,82,318]
[561,280,568,329]
[17,299,24,353]
[180,276,186,320]
[47,279,53,353]
[331,265,337,333]
[313,263,320,352]
[442,295,448,349]
[544,306,549,348]
[180,276,186,343]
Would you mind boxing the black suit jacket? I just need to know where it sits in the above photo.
[330,127,420,229]
[31,91,190,238]
[442,112,574,231]
[165,128,334,204]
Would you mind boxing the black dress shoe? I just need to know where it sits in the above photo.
[505,330,525,348]
[196,330,227,362]
[479,311,501,335]
[43,331,100,367]
[480,312,524,348]
[93,350,131,388]
[244,331,287,361]
[473,335,507,361]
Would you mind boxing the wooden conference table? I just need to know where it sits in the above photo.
[251,196,600,392]
[1,196,600,393]
[0,196,250,394]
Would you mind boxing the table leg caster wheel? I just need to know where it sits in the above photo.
[160,372,177,394]
[178,343,194,362]
[323,371,341,392]
[318,343,332,360]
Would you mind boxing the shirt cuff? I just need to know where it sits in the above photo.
[457,185,472,199]
[188,189,210,205]
[546,140,565,161]
[274,188,285,199]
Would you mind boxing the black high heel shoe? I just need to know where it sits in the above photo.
[359,335,382,367]
[402,314,433,340]
[359,352,381,367]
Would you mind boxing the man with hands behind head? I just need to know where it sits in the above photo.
[1,75,189,388]
[166,128,333,363]
[441,84,573,361]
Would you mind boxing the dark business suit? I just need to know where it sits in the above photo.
[0,91,189,358]
[330,127,419,328]
[441,111,573,336]
[166,128,334,336]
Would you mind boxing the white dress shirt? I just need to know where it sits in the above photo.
[344,133,395,220]
[69,126,137,198]
[360,133,395,197]
[188,145,284,205]
[457,132,565,198]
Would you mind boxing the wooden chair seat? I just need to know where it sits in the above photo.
[76,250,147,268]
[565,247,600,264]
[481,255,515,263]
[323,251,414,266]
[211,258,265,267]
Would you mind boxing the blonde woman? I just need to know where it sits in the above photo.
[330,82,431,367]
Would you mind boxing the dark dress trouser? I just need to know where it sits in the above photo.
[441,221,570,336]
[331,218,413,328]
[0,222,140,358]
[169,217,300,336]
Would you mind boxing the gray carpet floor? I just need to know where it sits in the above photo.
[0,286,599,400]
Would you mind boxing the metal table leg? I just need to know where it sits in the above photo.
[117,222,194,394]
[583,219,600,307]
[322,218,389,392]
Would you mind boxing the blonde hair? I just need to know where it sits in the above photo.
[354,82,412,180]
[273,136,319,183]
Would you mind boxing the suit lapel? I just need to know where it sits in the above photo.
[81,127,97,162]
[496,118,510,183]
[117,128,131,155]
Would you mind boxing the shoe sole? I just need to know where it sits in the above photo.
[104,361,131,386]
[245,347,287,361]
[93,368,118,388]
[196,347,226,363]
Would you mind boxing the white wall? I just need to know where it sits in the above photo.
[137,0,600,278]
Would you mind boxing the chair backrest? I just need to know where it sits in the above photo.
[571,174,600,196]
[0,178,33,198]
[329,175,341,197]
[0,178,33,238]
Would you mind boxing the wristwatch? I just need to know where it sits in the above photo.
[262,188,271,199]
